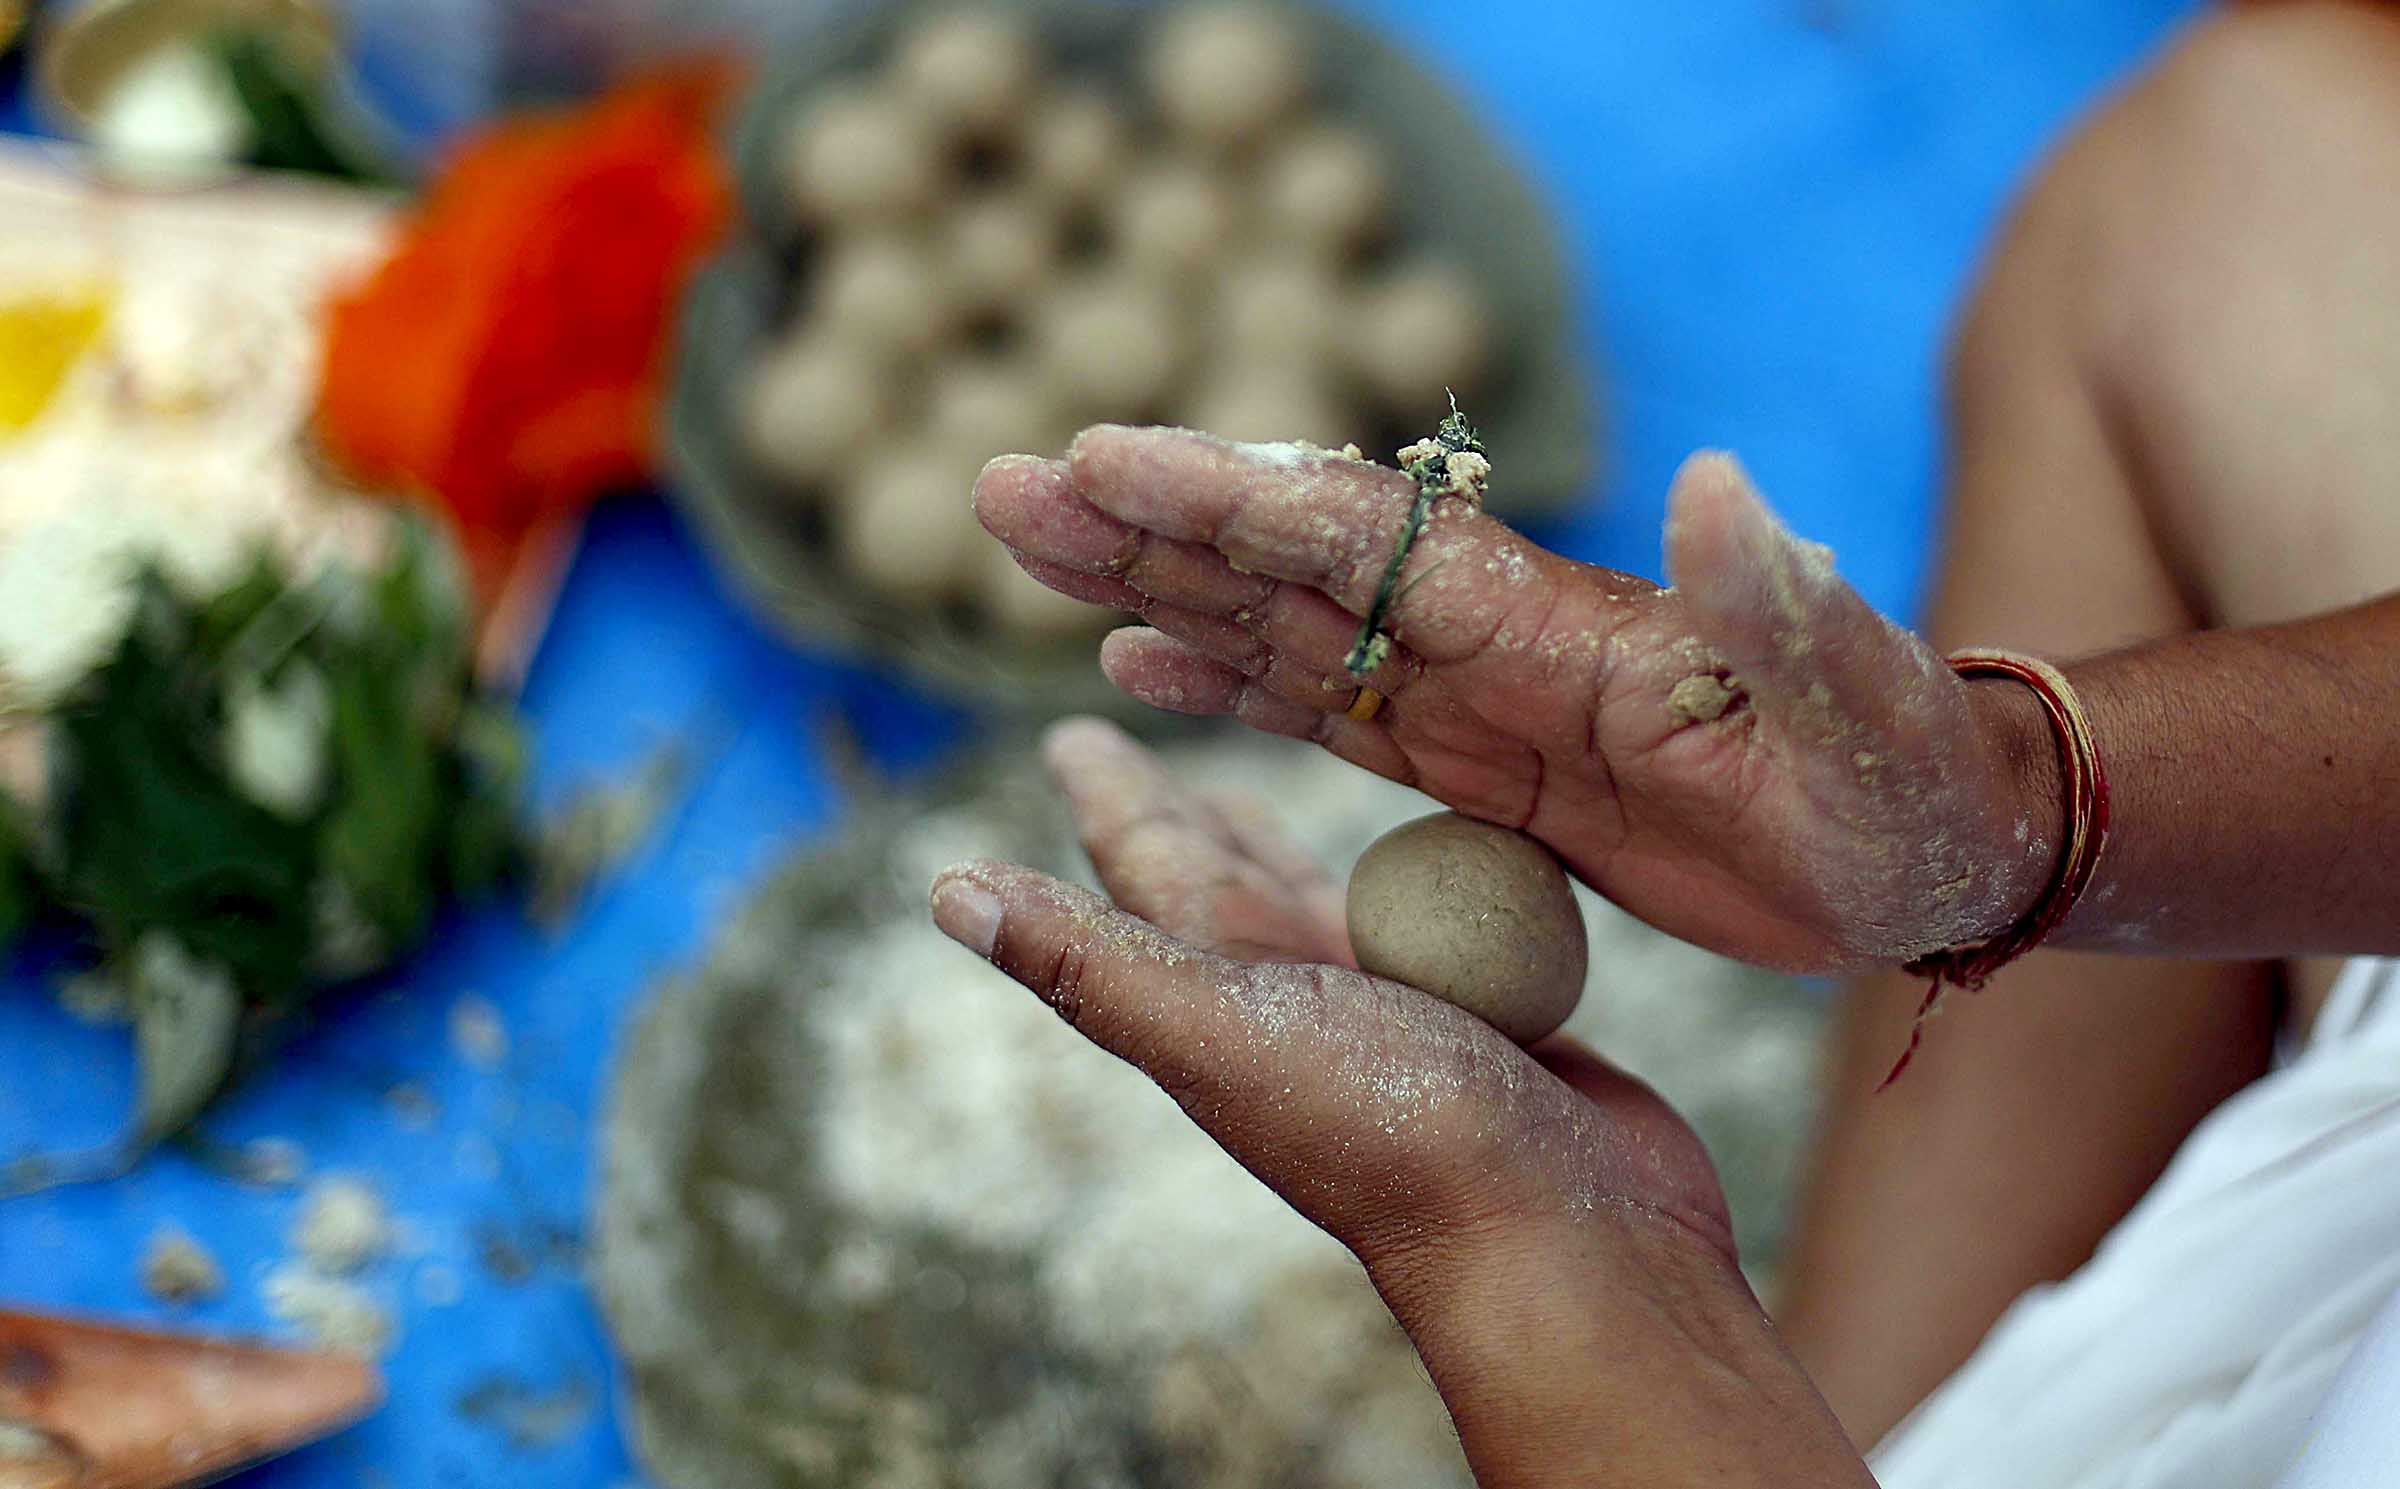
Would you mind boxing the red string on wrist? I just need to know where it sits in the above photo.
[1876,649,2112,1092]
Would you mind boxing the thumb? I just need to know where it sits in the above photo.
[1662,452,1956,759]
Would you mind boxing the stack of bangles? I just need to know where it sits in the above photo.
[1879,647,2112,1089]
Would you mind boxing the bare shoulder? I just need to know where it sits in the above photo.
[1989,0,2400,629]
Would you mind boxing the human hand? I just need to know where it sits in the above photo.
[928,718,1872,1486]
[975,430,2061,974]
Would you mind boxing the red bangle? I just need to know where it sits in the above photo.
[1877,649,2112,1091]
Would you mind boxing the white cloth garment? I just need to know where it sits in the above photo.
[1871,957,2400,1489]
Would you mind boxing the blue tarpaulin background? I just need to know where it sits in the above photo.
[0,2,2202,1481]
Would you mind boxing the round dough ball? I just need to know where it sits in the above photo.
[1147,4,1309,152]
[941,191,1062,312]
[1215,251,1347,362]
[1033,275,1188,415]
[1258,122,1389,260]
[781,85,944,226]
[1178,362,1356,448]
[1021,89,1131,207]
[738,335,894,491]
[1110,159,1243,285]
[924,356,1067,460]
[976,542,1112,639]
[1345,812,1587,1044]
[833,444,985,605]
[811,233,955,357]
[892,10,1040,137]
[1349,262,1495,415]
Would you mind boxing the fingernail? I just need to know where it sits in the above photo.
[931,877,1004,956]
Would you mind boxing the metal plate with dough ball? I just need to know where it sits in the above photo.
[594,745,1477,1489]
[718,0,1592,506]
[673,0,1596,714]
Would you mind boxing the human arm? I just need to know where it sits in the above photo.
[976,429,2400,975]
[930,720,1877,1487]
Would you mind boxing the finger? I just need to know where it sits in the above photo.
[980,451,1439,696]
[1098,628,1426,788]
[976,454,1273,615]
[1097,625,1323,733]
[1067,425,1588,666]
[927,859,1539,1251]
[1044,717,1350,962]
[1661,452,1949,750]
[1198,782,1342,904]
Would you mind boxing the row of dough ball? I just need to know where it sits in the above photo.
[786,6,1317,219]
[790,94,1398,270]
[766,239,1489,441]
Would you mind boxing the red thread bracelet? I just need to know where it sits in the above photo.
[1877,649,2112,1091]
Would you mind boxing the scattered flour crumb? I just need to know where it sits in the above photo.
[449,993,510,1070]
[236,1136,306,1187]
[264,1265,392,1357]
[140,1224,224,1305]
[293,1176,390,1275]
[1667,674,1738,724]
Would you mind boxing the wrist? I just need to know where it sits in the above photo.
[1366,1207,1870,1488]
[1963,672,2069,931]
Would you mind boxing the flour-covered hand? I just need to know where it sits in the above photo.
[976,430,2061,974]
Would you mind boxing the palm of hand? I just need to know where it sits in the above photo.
[1043,719,1732,1260]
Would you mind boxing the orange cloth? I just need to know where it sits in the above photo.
[317,65,737,565]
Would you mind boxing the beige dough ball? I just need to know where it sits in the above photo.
[1178,362,1356,448]
[1349,261,1495,416]
[892,10,1040,137]
[1147,4,1309,152]
[738,334,894,491]
[1110,159,1243,285]
[924,356,1067,460]
[1021,89,1131,207]
[1215,251,1347,363]
[1033,275,1188,415]
[832,444,985,606]
[1345,812,1588,1045]
[941,191,1062,312]
[976,542,1113,639]
[1258,122,1390,260]
[781,85,944,226]
[811,233,955,357]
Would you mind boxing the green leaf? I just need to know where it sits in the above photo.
[51,576,317,1003]
[128,932,243,1145]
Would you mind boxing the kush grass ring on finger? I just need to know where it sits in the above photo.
[1344,685,1386,723]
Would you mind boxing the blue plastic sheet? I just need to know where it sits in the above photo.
[0,2,2201,1480]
